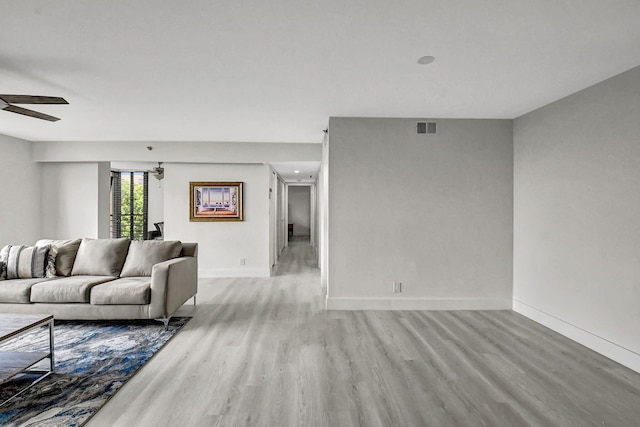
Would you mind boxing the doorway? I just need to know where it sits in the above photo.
[286,184,316,248]
[271,181,317,273]
[288,186,310,242]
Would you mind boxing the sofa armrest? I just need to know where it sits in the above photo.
[149,256,198,319]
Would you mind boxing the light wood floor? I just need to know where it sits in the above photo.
[87,242,640,427]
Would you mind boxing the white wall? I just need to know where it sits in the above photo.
[513,65,640,372]
[0,134,41,244]
[327,117,513,310]
[147,178,164,227]
[97,162,110,238]
[269,168,278,270]
[319,131,329,288]
[32,140,320,164]
[288,186,311,236]
[41,162,111,239]
[163,163,271,277]
[277,177,286,253]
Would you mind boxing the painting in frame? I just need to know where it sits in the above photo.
[190,181,243,221]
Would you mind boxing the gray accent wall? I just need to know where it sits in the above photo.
[514,66,640,365]
[327,117,513,309]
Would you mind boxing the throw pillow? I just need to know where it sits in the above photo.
[36,238,82,277]
[0,244,50,279]
[0,246,6,280]
[71,238,131,277]
[120,240,182,277]
[45,245,58,278]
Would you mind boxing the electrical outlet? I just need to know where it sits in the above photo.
[392,282,402,293]
[240,258,246,266]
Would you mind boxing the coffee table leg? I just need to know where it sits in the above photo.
[48,319,55,372]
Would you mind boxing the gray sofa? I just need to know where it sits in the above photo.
[0,238,198,326]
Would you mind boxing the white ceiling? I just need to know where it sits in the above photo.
[270,161,320,183]
[1,0,640,146]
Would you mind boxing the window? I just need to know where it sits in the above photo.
[110,171,149,240]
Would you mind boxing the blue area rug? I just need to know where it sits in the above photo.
[0,318,189,426]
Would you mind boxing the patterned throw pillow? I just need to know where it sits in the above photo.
[0,246,7,280]
[45,245,58,278]
[36,239,82,277]
[0,245,50,279]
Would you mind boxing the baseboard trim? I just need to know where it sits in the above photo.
[513,299,640,374]
[325,297,512,311]
[199,268,270,278]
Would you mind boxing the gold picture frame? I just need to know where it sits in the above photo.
[189,181,243,222]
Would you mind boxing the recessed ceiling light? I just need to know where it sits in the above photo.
[294,170,300,174]
[417,55,435,65]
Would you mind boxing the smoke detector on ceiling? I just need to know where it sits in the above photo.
[417,56,435,65]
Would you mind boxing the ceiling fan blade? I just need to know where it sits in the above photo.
[3,104,61,121]
[0,95,68,105]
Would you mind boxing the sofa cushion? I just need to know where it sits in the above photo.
[30,275,116,303]
[36,238,82,277]
[90,277,151,305]
[71,238,130,277]
[0,277,54,303]
[120,240,182,277]
[0,244,50,279]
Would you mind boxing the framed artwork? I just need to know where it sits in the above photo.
[190,181,243,221]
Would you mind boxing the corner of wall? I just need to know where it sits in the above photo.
[514,300,640,373]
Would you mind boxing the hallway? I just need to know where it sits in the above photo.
[274,238,316,276]
[89,242,640,427]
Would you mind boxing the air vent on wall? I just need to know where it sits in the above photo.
[417,121,437,135]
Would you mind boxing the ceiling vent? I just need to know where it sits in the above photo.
[417,121,437,135]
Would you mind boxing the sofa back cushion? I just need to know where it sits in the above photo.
[36,238,82,277]
[0,244,50,279]
[120,240,182,277]
[71,238,130,277]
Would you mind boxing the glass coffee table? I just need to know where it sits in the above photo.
[0,313,54,406]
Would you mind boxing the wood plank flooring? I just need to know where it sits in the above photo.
[87,242,640,426]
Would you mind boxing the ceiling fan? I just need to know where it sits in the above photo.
[0,94,68,122]
[148,162,164,180]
